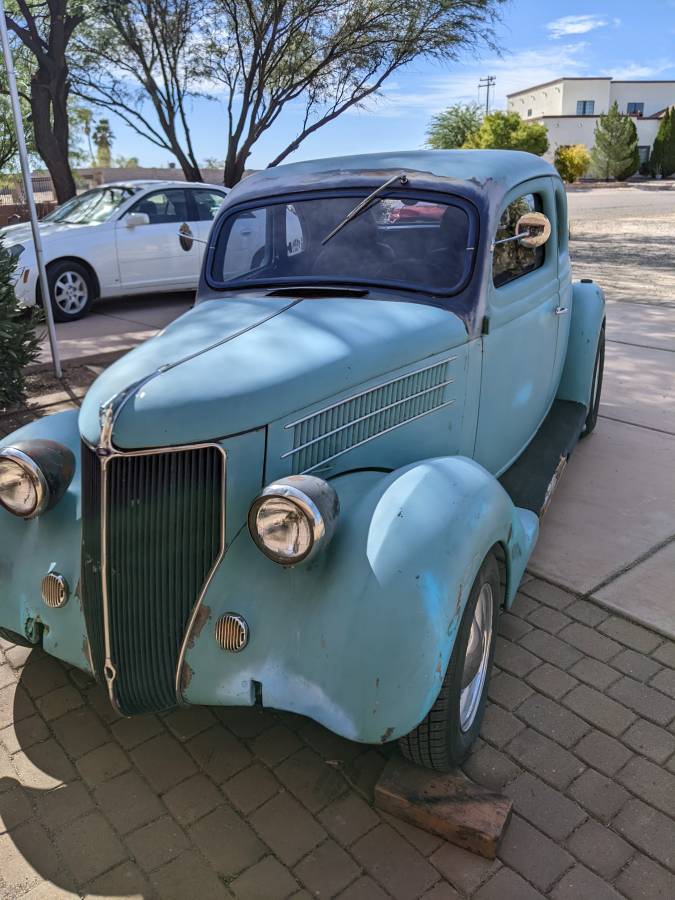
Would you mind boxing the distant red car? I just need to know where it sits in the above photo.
[388,202,446,223]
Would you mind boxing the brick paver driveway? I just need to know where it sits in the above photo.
[2,577,675,899]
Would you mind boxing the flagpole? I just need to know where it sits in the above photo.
[0,0,62,378]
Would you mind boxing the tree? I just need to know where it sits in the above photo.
[426,103,482,149]
[92,118,114,167]
[74,0,206,182]
[590,101,639,181]
[76,0,505,186]
[3,1,86,201]
[114,155,140,168]
[463,110,549,155]
[649,108,675,178]
[0,241,40,408]
[554,144,590,183]
[0,95,19,171]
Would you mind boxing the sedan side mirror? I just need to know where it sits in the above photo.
[125,212,150,228]
[515,211,551,248]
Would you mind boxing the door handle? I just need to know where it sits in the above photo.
[554,306,568,315]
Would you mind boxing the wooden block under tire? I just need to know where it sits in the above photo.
[374,755,512,859]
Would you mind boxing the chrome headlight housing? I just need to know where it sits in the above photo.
[0,441,75,519]
[248,475,339,565]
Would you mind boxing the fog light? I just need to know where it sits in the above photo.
[41,572,69,608]
[215,614,249,652]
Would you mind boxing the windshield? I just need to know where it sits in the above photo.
[210,193,475,295]
[42,186,138,225]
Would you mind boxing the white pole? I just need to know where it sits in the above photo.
[0,0,62,378]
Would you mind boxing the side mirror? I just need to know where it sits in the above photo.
[125,212,150,228]
[515,211,551,248]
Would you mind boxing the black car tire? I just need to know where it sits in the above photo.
[581,324,605,438]
[46,260,95,322]
[399,551,500,771]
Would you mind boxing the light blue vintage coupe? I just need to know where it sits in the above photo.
[0,151,604,771]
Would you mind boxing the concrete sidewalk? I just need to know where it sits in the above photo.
[529,297,675,638]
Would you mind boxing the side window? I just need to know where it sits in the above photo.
[131,189,189,224]
[192,189,226,222]
[493,193,545,288]
[221,209,267,278]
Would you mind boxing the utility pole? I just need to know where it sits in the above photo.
[478,76,496,116]
[0,0,62,378]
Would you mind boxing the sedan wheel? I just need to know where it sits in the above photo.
[399,552,500,771]
[47,261,95,322]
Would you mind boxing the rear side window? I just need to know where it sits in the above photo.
[192,189,226,221]
[493,193,545,288]
[130,189,189,224]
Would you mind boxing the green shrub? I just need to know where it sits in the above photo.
[462,111,549,156]
[554,144,591,182]
[0,240,41,408]
[590,102,640,181]
[650,108,675,177]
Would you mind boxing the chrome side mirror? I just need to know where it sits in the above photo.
[515,211,551,248]
[125,212,150,228]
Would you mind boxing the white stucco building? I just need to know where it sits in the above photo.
[507,77,674,164]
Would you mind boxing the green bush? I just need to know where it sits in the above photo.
[0,240,41,408]
[554,144,591,183]
[463,111,549,156]
[650,108,675,177]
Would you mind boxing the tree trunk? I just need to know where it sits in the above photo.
[30,74,76,203]
[223,147,247,188]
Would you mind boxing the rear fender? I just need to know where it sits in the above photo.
[0,411,88,669]
[184,457,538,743]
[557,280,605,408]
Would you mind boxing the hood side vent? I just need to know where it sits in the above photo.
[285,356,456,474]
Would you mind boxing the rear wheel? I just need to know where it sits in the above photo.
[47,260,95,322]
[581,324,605,437]
[399,552,500,771]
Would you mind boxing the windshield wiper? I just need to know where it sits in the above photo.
[321,172,409,245]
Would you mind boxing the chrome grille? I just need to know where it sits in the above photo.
[81,442,225,715]
[284,357,456,473]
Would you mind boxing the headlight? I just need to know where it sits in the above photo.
[7,243,25,260]
[0,441,75,519]
[248,475,339,565]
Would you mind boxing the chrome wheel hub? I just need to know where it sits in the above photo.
[459,583,493,732]
[54,271,88,314]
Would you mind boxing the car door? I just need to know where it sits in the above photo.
[473,180,562,475]
[115,188,200,291]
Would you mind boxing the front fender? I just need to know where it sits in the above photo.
[0,411,88,669]
[557,279,605,408]
[184,457,538,743]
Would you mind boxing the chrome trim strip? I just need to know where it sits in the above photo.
[301,399,456,474]
[281,378,455,459]
[92,431,227,712]
[284,356,458,430]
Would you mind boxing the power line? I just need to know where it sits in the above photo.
[478,76,496,116]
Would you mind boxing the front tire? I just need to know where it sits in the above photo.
[399,552,500,771]
[581,324,605,437]
[47,260,95,322]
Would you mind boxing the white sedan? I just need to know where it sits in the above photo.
[0,180,228,321]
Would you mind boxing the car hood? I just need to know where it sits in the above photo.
[79,293,469,449]
[0,221,90,247]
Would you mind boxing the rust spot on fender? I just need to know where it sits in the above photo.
[187,604,211,649]
[380,726,394,743]
[435,658,442,674]
[180,663,194,692]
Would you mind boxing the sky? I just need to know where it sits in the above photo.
[107,0,675,172]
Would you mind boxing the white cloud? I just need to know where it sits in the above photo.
[347,42,590,119]
[603,60,675,79]
[547,15,619,39]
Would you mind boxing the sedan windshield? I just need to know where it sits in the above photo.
[42,186,138,225]
[210,194,474,295]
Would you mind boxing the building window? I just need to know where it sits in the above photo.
[627,102,644,116]
[576,100,595,115]
[638,146,650,164]
[527,109,532,117]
